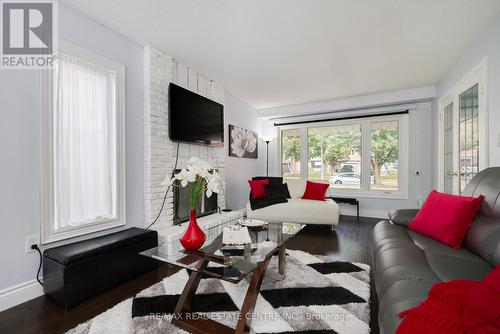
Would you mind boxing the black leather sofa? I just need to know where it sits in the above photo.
[372,167,500,334]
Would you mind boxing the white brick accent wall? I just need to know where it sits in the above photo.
[144,45,226,231]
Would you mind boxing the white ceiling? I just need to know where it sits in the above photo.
[60,0,500,109]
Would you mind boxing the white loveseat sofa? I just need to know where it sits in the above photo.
[246,179,340,229]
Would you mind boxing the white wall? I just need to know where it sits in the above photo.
[259,86,436,118]
[0,4,144,292]
[432,11,500,186]
[224,94,269,210]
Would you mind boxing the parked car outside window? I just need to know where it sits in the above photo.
[330,173,360,185]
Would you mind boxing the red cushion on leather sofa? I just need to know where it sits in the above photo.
[409,189,484,249]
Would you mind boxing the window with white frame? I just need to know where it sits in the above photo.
[279,114,409,198]
[41,41,125,244]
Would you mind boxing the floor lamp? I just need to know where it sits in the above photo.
[262,137,273,177]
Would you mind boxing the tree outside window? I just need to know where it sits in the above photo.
[281,129,301,178]
[307,124,361,188]
[370,121,399,190]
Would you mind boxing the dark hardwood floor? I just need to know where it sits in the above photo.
[286,216,380,334]
[0,215,381,334]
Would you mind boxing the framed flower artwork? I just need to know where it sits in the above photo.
[228,124,258,159]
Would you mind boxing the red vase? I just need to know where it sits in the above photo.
[179,209,206,251]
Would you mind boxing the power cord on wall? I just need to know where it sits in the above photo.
[31,244,44,286]
[146,142,180,230]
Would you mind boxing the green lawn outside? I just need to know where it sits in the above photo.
[284,172,398,190]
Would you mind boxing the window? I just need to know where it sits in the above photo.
[370,120,399,191]
[41,41,125,243]
[279,114,408,198]
[281,128,301,179]
[307,124,361,189]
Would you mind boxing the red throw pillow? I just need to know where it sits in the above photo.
[302,181,329,201]
[408,190,484,249]
[248,179,269,199]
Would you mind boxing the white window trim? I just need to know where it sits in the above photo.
[277,113,409,199]
[437,58,488,194]
[40,40,126,244]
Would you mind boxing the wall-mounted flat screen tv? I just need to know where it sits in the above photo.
[168,83,224,146]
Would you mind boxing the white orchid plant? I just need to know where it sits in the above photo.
[163,158,221,210]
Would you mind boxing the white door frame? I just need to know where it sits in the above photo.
[439,95,458,194]
[438,58,488,193]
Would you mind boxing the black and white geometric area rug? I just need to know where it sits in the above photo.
[67,250,370,334]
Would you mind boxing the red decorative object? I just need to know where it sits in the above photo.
[409,189,484,249]
[179,209,206,251]
[248,179,270,199]
[302,181,329,201]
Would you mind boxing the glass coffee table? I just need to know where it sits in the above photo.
[141,220,304,334]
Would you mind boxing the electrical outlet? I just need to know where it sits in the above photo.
[417,196,424,208]
[25,234,40,254]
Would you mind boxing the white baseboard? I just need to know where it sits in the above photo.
[0,279,44,312]
[339,207,389,219]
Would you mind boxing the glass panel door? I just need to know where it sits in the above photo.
[459,84,479,193]
[443,102,454,194]
[441,82,481,195]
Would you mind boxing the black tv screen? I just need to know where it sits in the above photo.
[168,83,224,146]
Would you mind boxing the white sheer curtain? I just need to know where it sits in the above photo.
[53,52,117,230]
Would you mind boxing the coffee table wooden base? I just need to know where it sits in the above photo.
[172,255,273,334]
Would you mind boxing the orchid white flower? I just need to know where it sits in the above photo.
[230,126,257,157]
[187,158,210,178]
[175,168,195,187]
[172,158,222,209]
[205,176,220,198]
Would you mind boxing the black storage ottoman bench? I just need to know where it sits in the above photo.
[43,227,158,309]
